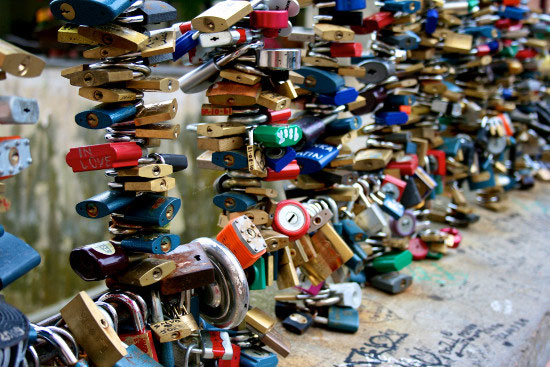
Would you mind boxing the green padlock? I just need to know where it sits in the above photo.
[248,256,266,290]
[500,45,518,58]
[372,250,413,273]
[253,124,302,148]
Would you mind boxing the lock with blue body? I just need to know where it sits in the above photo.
[346,253,365,274]
[325,116,362,135]
[381,0,420,13]
[114,345,163,367]
[76,190,137,219]
[265,147,296,172]
[462,26,500,38]
[118,233,179,254]
[468,164,496,190]
[386,94,416,106]
[382,31,420,50]
[118,195,181,227]
[374,111,409,126]
[212,151,249,170]
[335,0,366,11]
[315,306,359,333]
[375,194,405,219]
[240,347,279,367]
[213,192,257,212]
[500,6,528,20]
[341,219,367,243]
[317,87,359,106]
[295,67,345,94]
[50,0,139,26]
[425,9,438,34]
[75,103,138,130]
[173,31,200,61]
[441,137,462,157]
[295,144,340,174]
[0,228,41,290]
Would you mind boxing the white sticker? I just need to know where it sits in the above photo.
[91,241,116,255]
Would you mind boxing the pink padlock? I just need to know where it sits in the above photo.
[440,227,462,248]
[250,10,289,38]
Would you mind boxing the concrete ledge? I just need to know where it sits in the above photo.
[279,184,550,367]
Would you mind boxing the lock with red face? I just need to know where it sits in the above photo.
[381,175,407,201]
[426,150,446,176]
[272,200,310,241]
[265,160,300,181]
[386,154,419,176]
[250,10,289,38]
[66,142,142,172]
[330,43,363,58]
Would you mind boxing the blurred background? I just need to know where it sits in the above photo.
[0,0,224,315]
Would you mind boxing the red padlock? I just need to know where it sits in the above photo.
[218,344,241,367]
[387,154,418,176]
[399,105,412,114]
[201,331,234,360]
[265,159,300,181]
[250,10,289,38]
[272,200,310,241]
[267,108,292,123]
[440,228,462,248]
[516,48,538,60]
[357,12,394,34]
[426,150,446,176]
[381,174,407,201]
[98,293,158,361]
[66,142,142,172]
[330,42,363,58]
[503,0,520,5]
[177,21,193,35]
[216,215,267,269]
[476,44,491,56]
[408,237,428,260]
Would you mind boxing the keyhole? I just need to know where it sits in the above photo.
[286,212,297,224]
[84,72,94,86]
[93,90,103,101]
[152,165,161,176]
[194,255,201,261]
[8,148,19,166]
[367,68,377,75]
[86,113,99,128]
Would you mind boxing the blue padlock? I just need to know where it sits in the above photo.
[386,94,416,106]
[326,116,362,135]
[341,219,367,243]
[295,67,345,94]
[50,0,139,26]
[374,111,408,126]
[173,31,200,62]
[348,269,367,283]
[240,347,278,367]
[381,0,420,13]
[373,194,404,219]
[318,87,359,106]
[468,163,496,191]
[441,137,461,157]
[316,306,359,333]
[501,6,528,20]
[295,144,340,175]
[442,81,463,94]
[76,190,137,219]
[348,241,368,261]
[118,195,181,227]
[213,192,257,212]
[211,151,248,170]
[265,147,296,172]
[383,31,420,50]
[75,103,138,130]
[462,26,500,39]
[115,345,163,367]
[425,9,438,35]
[346,254,365,274]
[118,233,180,254]
[404,141,417,154]
[335,0,366,11]
[487,40,500,52]
[0,230,41,290]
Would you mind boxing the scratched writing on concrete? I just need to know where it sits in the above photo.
[339,318,529,367]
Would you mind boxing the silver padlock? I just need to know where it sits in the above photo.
[303,199,333,233]
[0,96,39,125]
[0,138,32,177]
[353,182,388,236]
[258,49,301,70]
[288,26,315,43]
[357,59,396,84]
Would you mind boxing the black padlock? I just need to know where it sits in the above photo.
[311,169,358,185]
[369,271,412,294]
[317,9,363,26]
[282,312,314,334]
[119,0,178,24]
[400,176,422,208]
[275,301,301,320]
[351,86,387,115]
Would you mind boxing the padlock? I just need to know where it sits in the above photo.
[382,31,421,50]
[296,144,340,174]
[293,114,340,149]
[212,150,248,170]
[216,215,266,269]
[374,111,409,125]
[98,293,158,360]
[381,0,420,13]
[390,210,416,237]
[359,12,394,34]
[240,347,278,367]
[246,256,267,290]
[0,229,41,290]
[352,149,393,171]
[387,154,419,176]
[380,175,406,201]
[219,344,241,367]
[253,124,302,147]
[258,49,302,70]
[370,250,413,274]
[400,176,423,208]
[50,0,139,25]
[0,138,32,178]
[282,312,314,334]
[213,191,258,212]
[0,39,45,78]
[265,147,296,172]
[207,81,261,106]
[271,200,310,241]
[199,330,234,360]
[75,102,138,130]
[328,282,362,309]
[325,116,362,135]
[191,1,253,33]
[0,96,39,125]
[318,87,359,106]
[115,234,179,254]
[295,66,345,94]
[311,168,358,186]
[61,292,127,367]
[313,306,359,333]
[250,10,289,38]
[150,240,215,294]
[149,291,198,343]
[370,192,405,219]
[369,272,412,294]
[115,195,180,227]
[114,344,164,367]
[353,183,388,236]
[66,142,142,172]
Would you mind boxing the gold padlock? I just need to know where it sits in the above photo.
[125,77,179,93]
[313,23,355,42]
[197,136,244,152]
[115,258,176,287]
[117,164,173,179]
[135,99,178,126]
[69,68,134,87]
[78,24,149,51]
[0,39,45,78]
[192,1,253,33]
[124,177,176,192]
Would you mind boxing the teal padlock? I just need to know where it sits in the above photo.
[371,250,413,273]
[248,256,266,290]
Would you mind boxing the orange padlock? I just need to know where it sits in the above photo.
[216,215,267,269]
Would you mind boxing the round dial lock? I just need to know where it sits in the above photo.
[272,200,310,240]
[381,182,400,199]
[408,237,428,260]
[487,136,507,155]
[390,210,416,237]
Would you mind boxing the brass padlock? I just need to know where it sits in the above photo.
[114,258,176,287]
[0,39,45,78]
[135,99,178,126]
[192,1,253,33]
[78,24,149,51]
